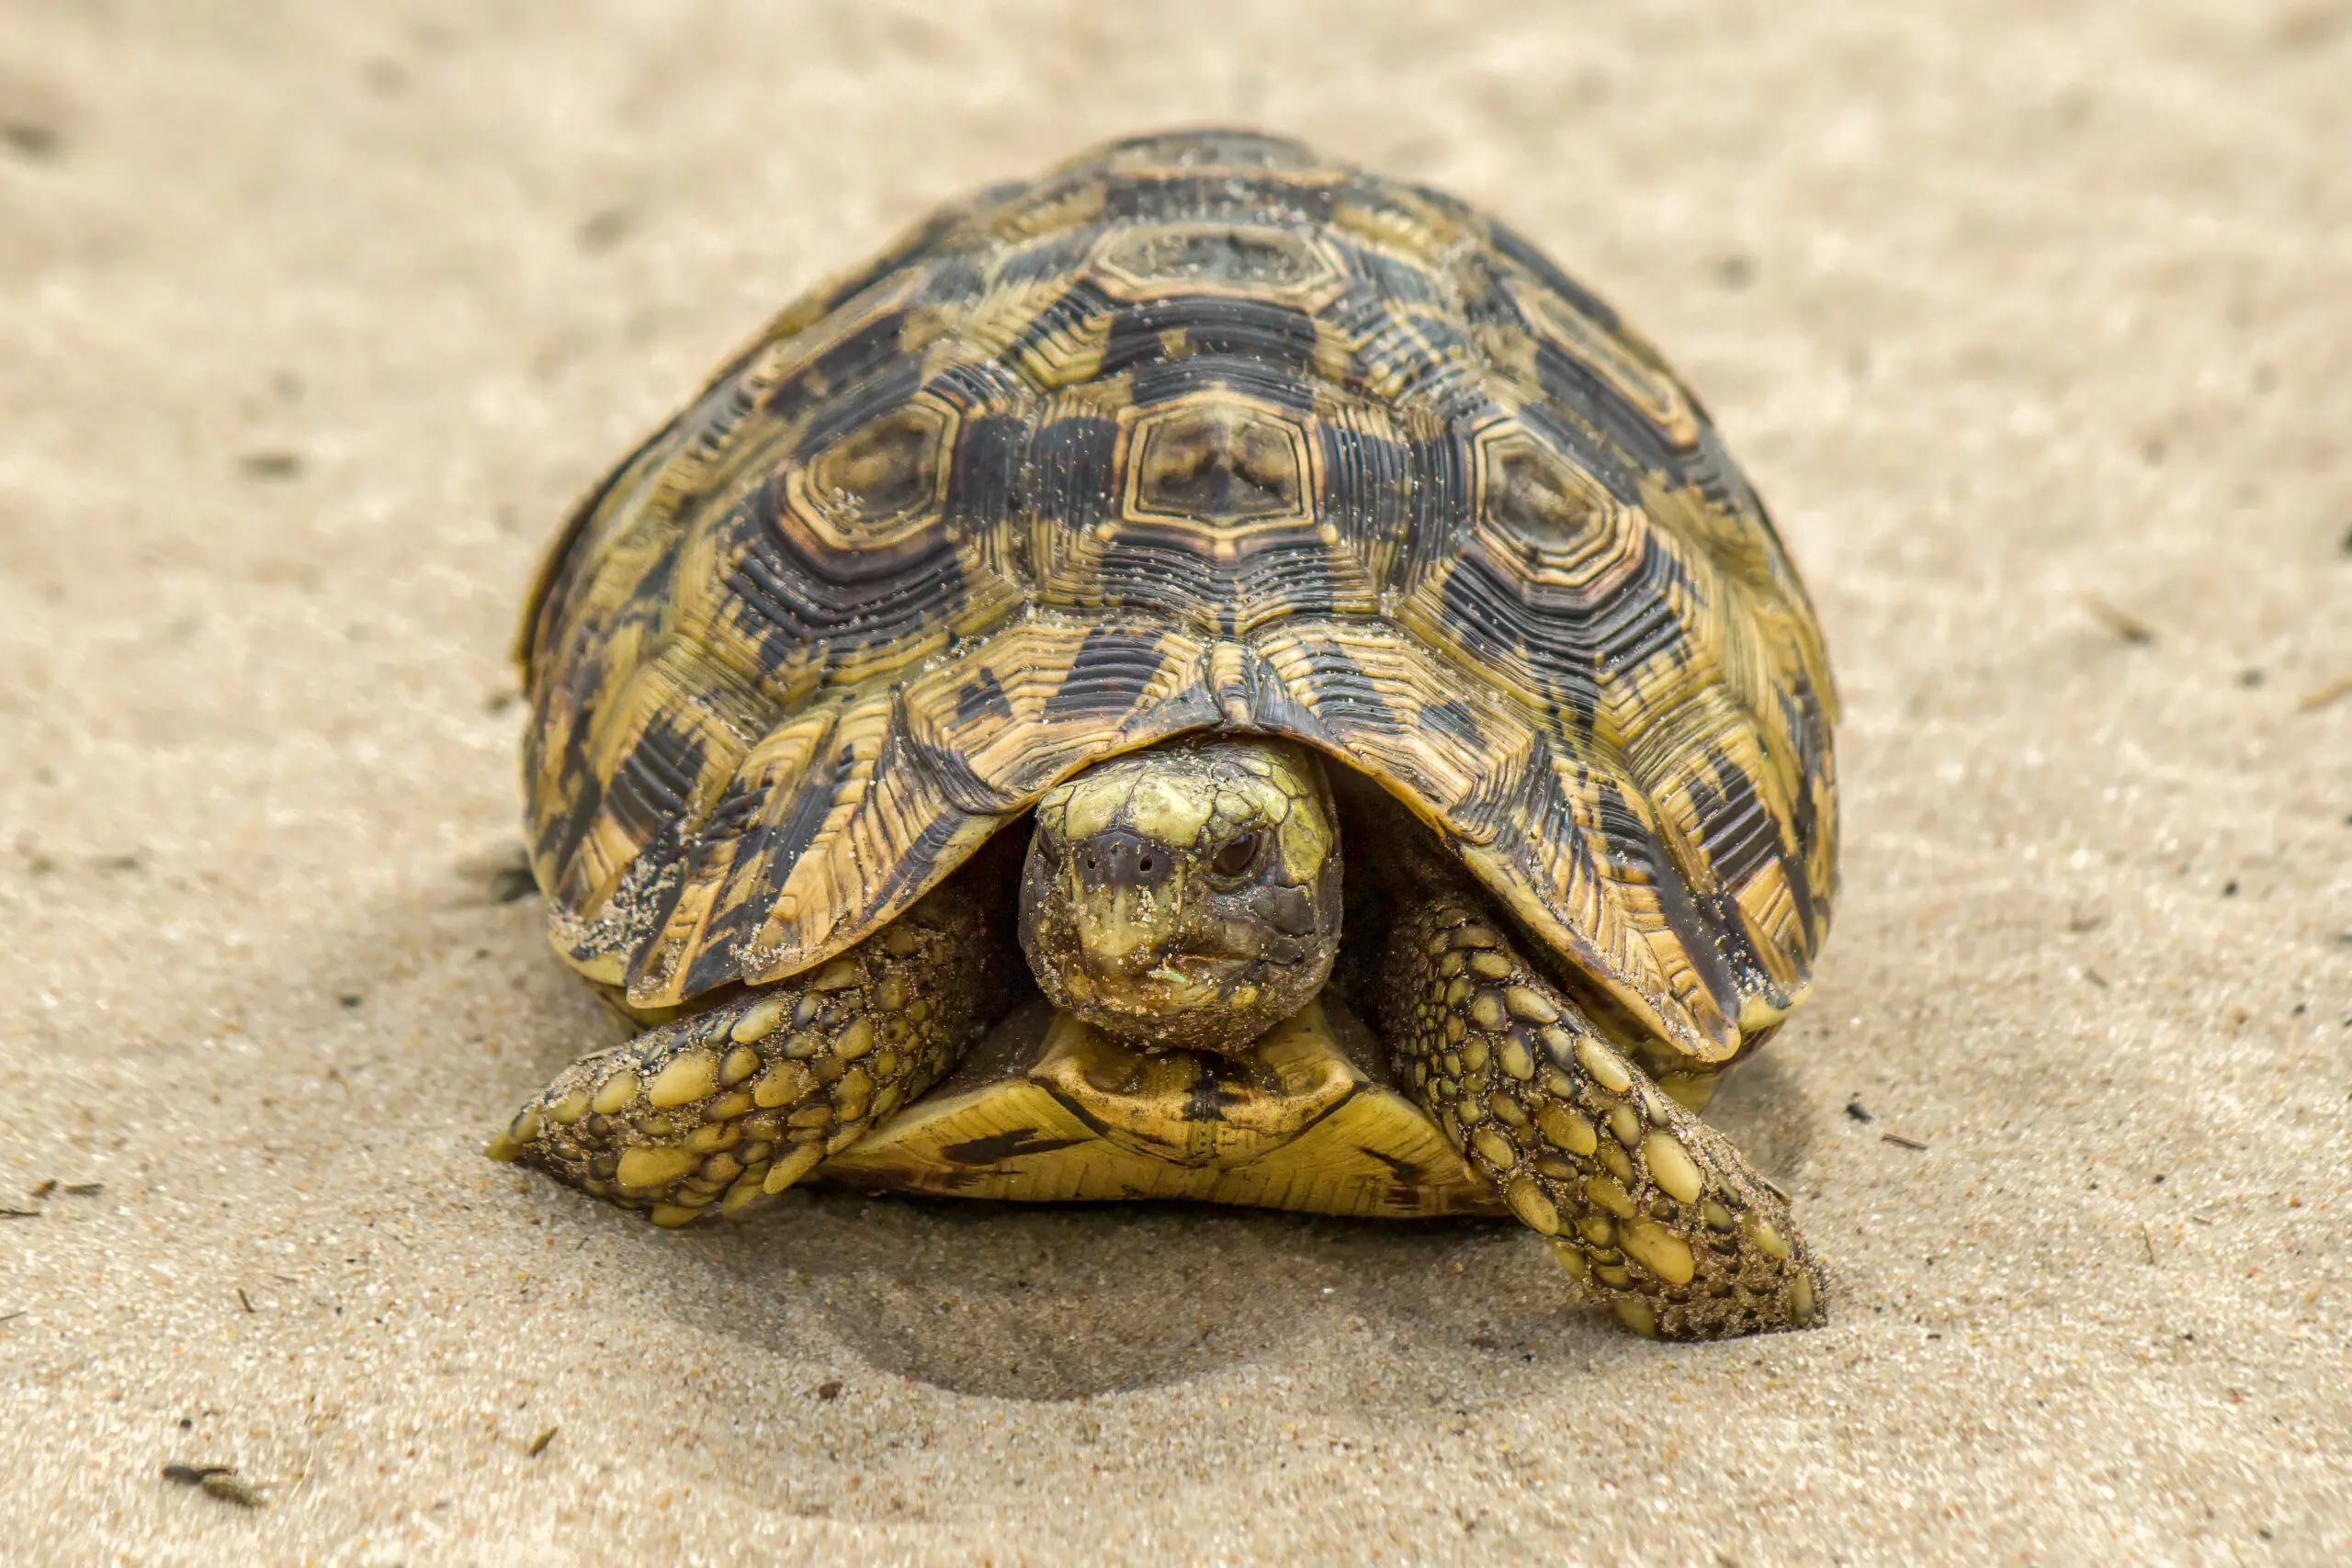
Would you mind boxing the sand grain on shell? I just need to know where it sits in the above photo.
[1,1,2347,1563]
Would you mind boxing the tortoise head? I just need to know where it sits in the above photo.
[1018,738,1343,1054]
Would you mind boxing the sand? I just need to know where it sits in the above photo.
[1,1,2346,1562]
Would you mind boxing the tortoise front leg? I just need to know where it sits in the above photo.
[489,880,1012,1227]
[1371,863,1826,1339]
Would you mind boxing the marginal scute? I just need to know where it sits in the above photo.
[522,129,1834,1073]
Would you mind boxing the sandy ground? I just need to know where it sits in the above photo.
[1,2,2346,1563]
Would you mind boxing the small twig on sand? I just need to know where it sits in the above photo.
[162,1463,264,1508]
[2083,594,2156,644]
[2296,675,2352,713]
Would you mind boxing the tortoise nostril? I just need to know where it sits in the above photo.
[1068,829,1174,891]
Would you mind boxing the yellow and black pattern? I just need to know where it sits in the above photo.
[1371,841,1825,1338]
[520,129,1837,1074]
[489,868,1012,1226]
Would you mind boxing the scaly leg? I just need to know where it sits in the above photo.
[489,878,1011,1226]
[1372,857,1826,1338]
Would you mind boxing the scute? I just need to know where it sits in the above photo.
[521,130,1838,1069]
[816,996,1505,1216]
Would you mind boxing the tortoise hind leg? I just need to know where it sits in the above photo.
[489,877,1013,1226]
[1369,857,1826,1339]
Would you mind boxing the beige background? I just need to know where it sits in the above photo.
[2,2,2346,1563]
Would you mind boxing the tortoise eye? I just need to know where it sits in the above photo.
[1210,832,1262,878]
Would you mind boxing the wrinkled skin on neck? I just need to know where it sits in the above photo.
[1018,738,1343,1053]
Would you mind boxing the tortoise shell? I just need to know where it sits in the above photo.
[519,129,1838,1071]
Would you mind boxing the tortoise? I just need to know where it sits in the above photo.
[489,130,1838,1340]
